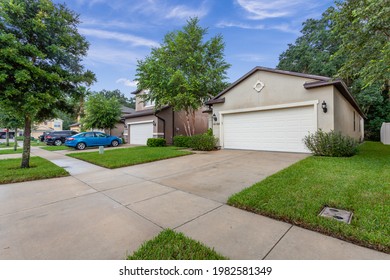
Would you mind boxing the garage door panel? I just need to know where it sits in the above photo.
[223,106,316,153]
[130,122,153,145]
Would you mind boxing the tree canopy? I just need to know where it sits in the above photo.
[97,89,135,109]
[332,0,390,87]
[277,1,389,140]
[82,93,121,132]
[0,0,95,167]
[136,17,230,135]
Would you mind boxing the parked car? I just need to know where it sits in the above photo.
[0,132,15,139]
[45,130,78,146]
[38,131,53,142]
[65,131,122,150]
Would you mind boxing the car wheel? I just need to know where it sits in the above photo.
[111,140,119,147]
[54,139,62,146]
[76,142,86,150]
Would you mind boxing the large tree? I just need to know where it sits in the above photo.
[277,4,389,140]
[136,17,230,136]
[0,0,95,168]
[332,0,390,88]
[278,7,343,78]
[98,89,135,109]
[82,93,121,133]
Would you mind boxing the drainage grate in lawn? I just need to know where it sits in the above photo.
[319,207,353,224]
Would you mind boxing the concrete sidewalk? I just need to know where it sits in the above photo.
[0,147,388,259]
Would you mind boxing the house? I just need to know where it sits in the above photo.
[69,105,135,137]
[123,89,208,145]
[31,118,63,139]
[205,66,365,153]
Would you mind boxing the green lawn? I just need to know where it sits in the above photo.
[67,146,192,168]
[0,156,69,184]
[228,141,390,253]
[127,229,227,260]
[0,148,22,154]
[41,145,73,151]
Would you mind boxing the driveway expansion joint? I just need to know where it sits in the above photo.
[262,224,293,260]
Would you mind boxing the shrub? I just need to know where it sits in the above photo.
[189,133,218,151]
[173,135,192,148]
[303,130,358,157]
[147,138,166,147]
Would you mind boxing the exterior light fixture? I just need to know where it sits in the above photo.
[152,120,156,126]
[322,101,328,113]
[213,113,217,122]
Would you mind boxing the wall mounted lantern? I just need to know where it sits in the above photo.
[322,101,328,113]
[213,113,217,122]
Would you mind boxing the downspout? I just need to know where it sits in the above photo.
[172,108,175,138]
[154,111,166,141]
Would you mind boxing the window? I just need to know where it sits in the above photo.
[95,132,107,138]
[54,122,61,128]
[359,117,361,132]
[143,90,154,107]
[353,111,356,131]
[84,132,95,137]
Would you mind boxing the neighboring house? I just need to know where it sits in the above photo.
[70,105,135,137]
[205,66,365,153]
[123,89,208,145]
[31,118,63,139]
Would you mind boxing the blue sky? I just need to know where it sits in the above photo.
[54,0,335,98]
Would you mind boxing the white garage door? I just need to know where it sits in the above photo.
[130,122,153,145]
[222,106,316,153]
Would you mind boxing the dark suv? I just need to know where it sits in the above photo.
[45,130,78,146]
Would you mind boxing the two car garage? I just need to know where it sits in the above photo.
[222,105,316,153]
[207,67,364,153]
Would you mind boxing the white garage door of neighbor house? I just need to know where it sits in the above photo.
[130,122,153,145]
[223,106,316,153]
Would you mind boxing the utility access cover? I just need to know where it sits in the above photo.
[319,207,353,224]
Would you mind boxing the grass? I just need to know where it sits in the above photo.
[0,156,69,184]
[127,229,227,260]
[40,145,73,151]
[68,146,193,168]
[228,141,390,253]
[0,148,22,154]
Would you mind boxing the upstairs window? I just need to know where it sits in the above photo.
[143,90,155,107]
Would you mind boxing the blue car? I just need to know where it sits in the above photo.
[65,131,122,150]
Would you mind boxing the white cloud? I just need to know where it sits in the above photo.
[216,21,265,30]
[165,3,209,19]
[236,0,316,20]
[216,21,299,34]
[116,78,138,88]
[79,28,159,48]
[85,46,141,67]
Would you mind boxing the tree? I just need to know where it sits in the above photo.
[0,0,95,168]
[82,93,121,133]
[136,17,230,136]
[277,5,390,140]
[277,7,343,78]
[0,109,23,150]
[97,89,135,109]
[332,0,390,88]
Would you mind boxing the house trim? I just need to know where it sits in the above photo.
[218,100,319,149]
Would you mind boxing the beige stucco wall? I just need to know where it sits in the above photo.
[211,70,334,142]
[31,118,63,138]
[333,88,364,141]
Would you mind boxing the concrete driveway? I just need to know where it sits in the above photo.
[1,148,388,260]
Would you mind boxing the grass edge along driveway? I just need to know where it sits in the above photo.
[67,146,193,169]
[127,229,227,260]
[0,156,69,184]
[228,141,390,254]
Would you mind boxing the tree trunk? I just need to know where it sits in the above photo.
[21,116,32,168]
[13,127,18,151]
[5,129,9,146]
